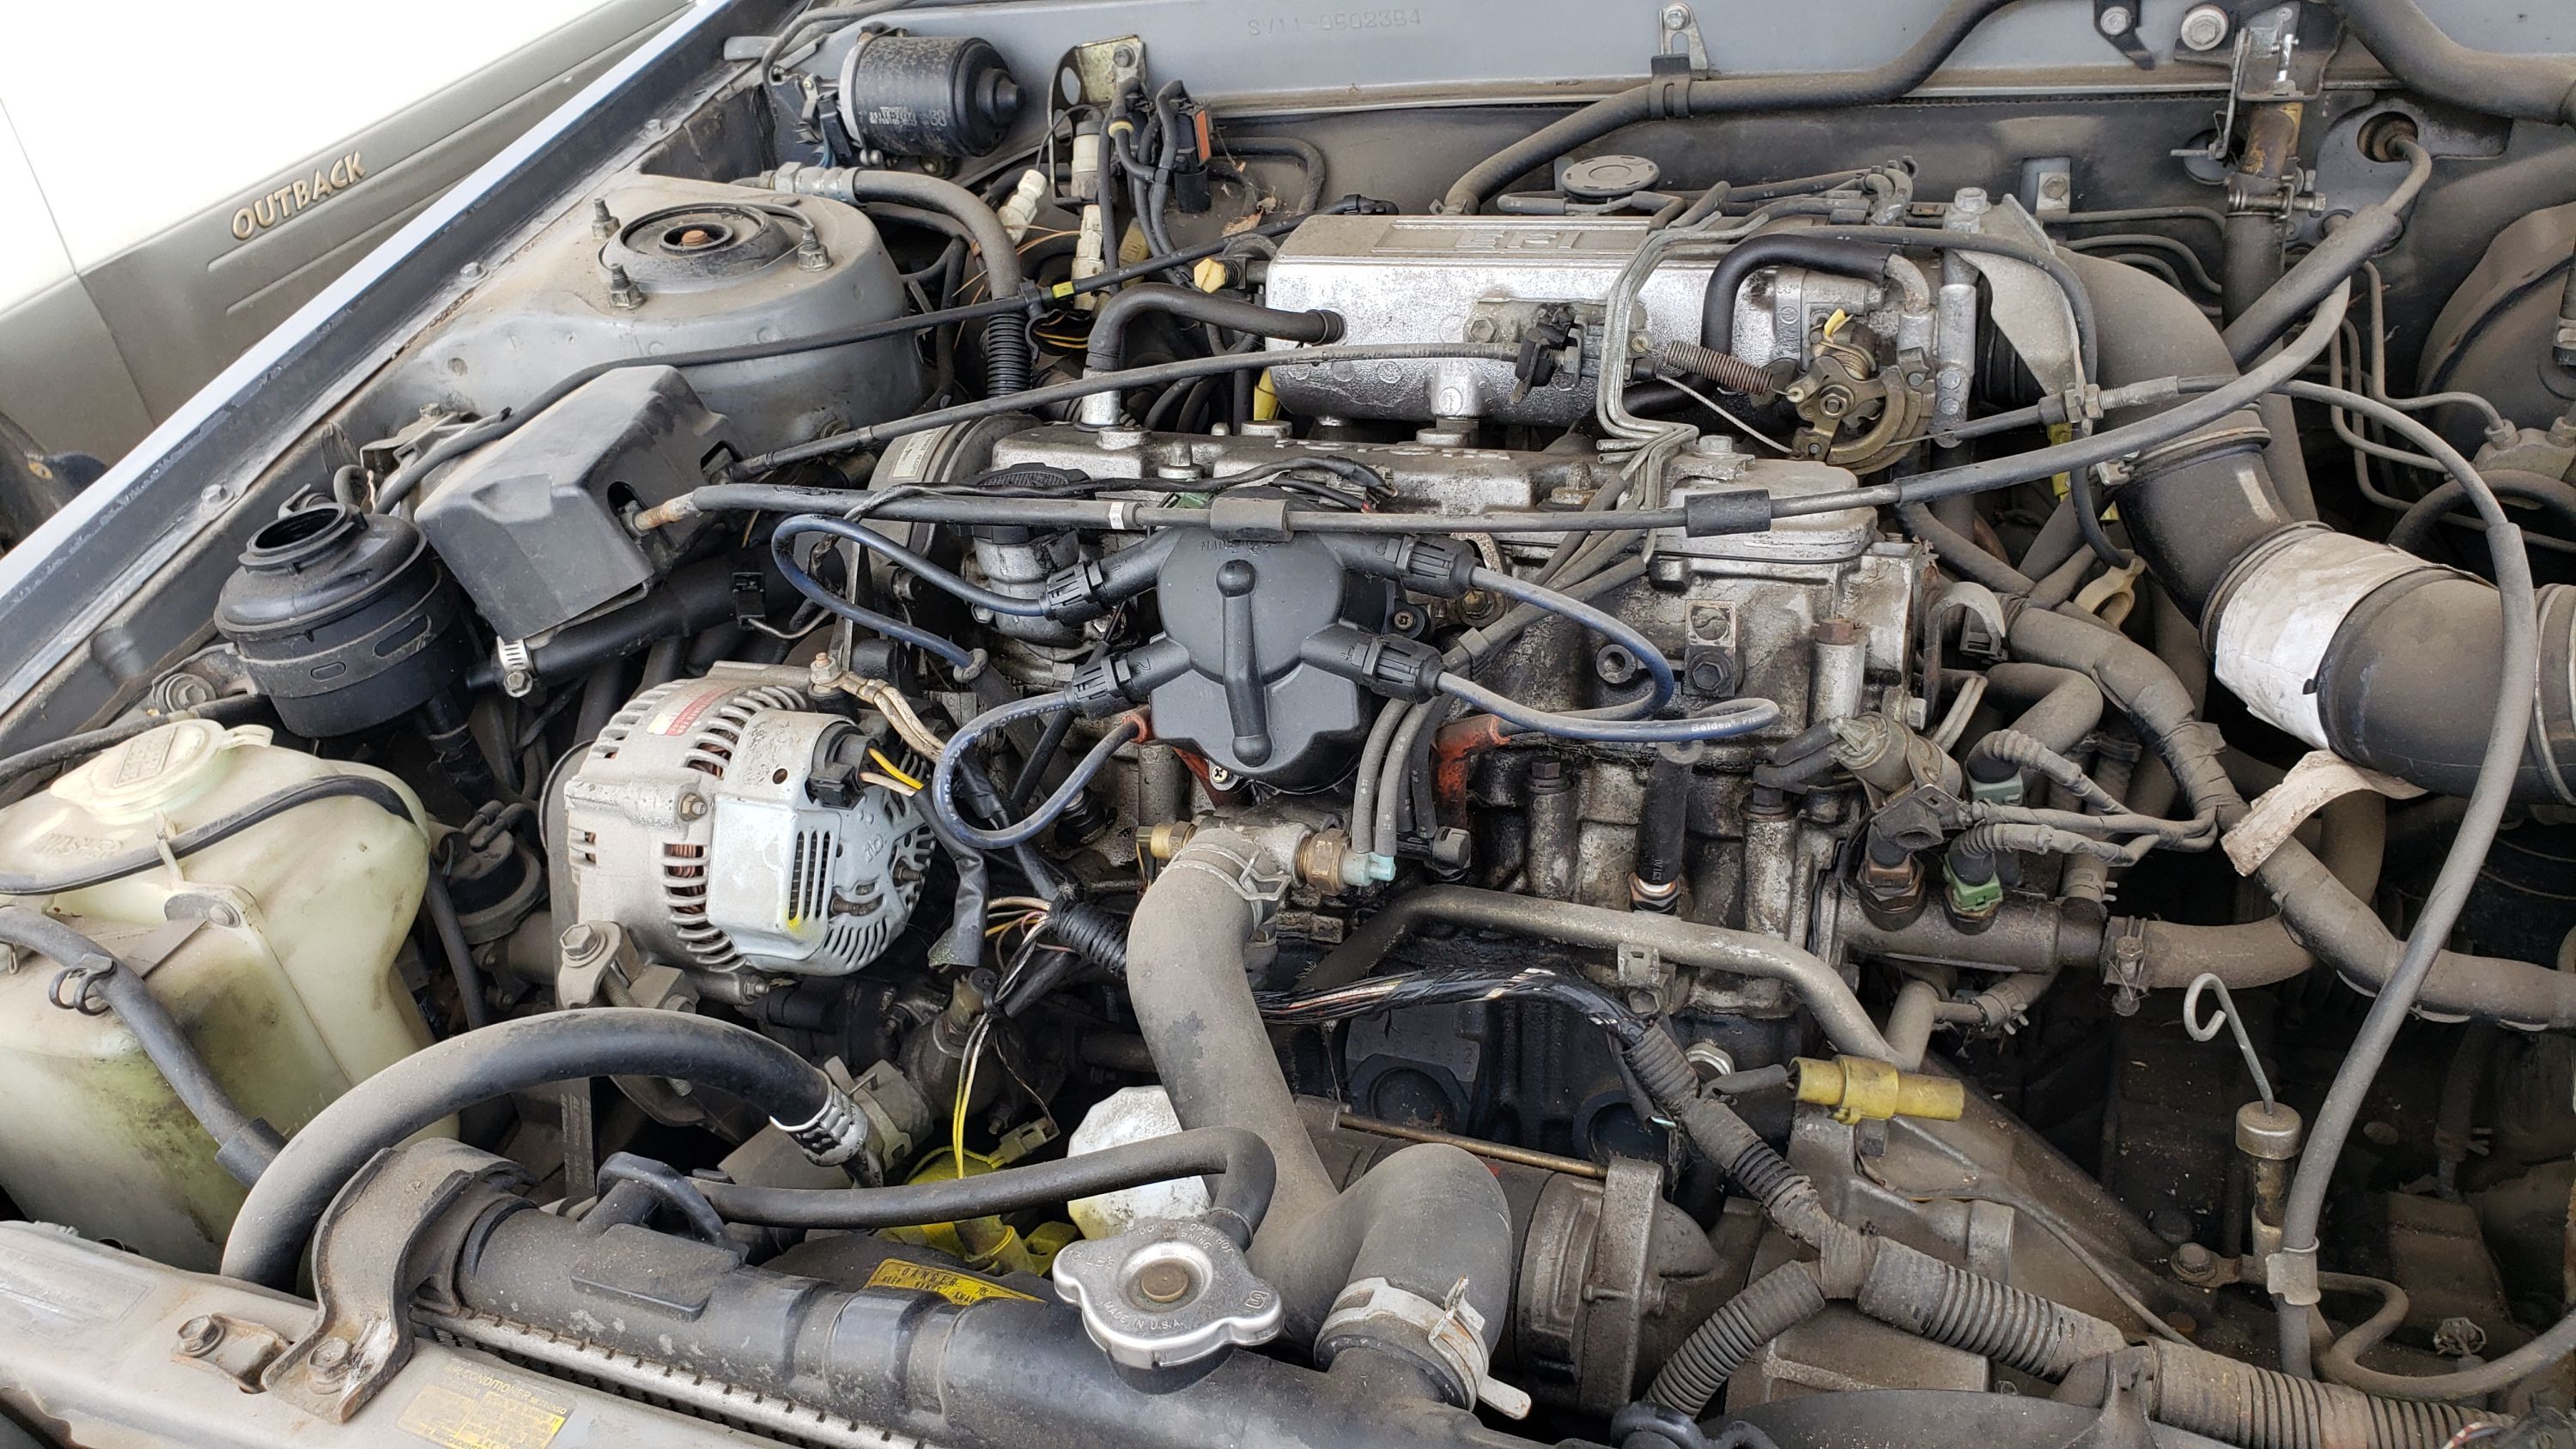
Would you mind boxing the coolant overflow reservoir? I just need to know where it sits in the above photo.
[0,718,441,1269]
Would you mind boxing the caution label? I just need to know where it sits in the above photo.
[397,1364,570,1449]
[865,1257,1038,1307]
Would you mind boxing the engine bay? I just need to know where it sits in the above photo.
[5,2,2576,1445]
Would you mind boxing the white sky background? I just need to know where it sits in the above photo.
[0,0,626,274]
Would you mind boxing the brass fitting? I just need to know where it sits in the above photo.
[1142,820,1196,862]
[1792,1056,1965,1125]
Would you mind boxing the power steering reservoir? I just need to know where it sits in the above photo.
[0,718,440,1268]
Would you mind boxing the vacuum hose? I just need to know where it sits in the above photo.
[220,1008,850,1288]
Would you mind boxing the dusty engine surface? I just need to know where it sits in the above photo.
[8,3,2576,1449]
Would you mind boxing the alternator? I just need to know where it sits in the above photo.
[562,671,934,977]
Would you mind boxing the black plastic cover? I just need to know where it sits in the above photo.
[416,366,733,641]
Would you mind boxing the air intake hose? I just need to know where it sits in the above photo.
[2066,251,2576,803]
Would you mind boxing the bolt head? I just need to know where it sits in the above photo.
[2098,4,2133,35]
[2178,3,2231,50]
[1662,3,1692,28]
[459,261,485,281]
[176,1316,222,1355]
[308,1336,351,1373]
[560,922,600,957]
[2175,1242,2215,1271]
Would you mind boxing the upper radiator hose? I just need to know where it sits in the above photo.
[1127,829,1518,1410]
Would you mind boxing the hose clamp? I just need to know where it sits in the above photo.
[1317,1276,1531,1419]
[1166,834,1291,934]
[494,639,536,698]
[773,1088,868,1169]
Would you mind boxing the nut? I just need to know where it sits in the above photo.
[1685,1041,1738,1079]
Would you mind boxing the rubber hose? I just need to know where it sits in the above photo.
[1084,282,1343,373]
[1304,885,1897,1062]
[1630,1024,2483,1447]
[1900,501,2037,595]
[1973,663,2105,773]
[764,166,1032,397]
[2219,142,2433,366]
[422,871,492,1033]
[1436,0,2018,214]
[2386,466,2576,555]
[1700,235,1897,355]
[2329,0,2576,126]
[1632,750,1693,900]
[2014,604,2576,1027]
[0,908,284,1185]
[220,1008,838,1288]
[696,1126,1274,1246]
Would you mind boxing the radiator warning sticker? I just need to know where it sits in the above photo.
[396,1364,569,1449]
[865,1258,1039,1306]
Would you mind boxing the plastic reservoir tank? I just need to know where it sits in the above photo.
[0,718,440,1268]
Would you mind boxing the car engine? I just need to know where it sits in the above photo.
[6,3,2576,1446]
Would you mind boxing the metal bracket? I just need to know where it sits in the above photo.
[1061,36,1145,109]
[173,1313,291,1392]
[263,1139,532,1422]
[2091,0,2156,69]
[1615,942,1664,991]
[1656,3,1710,72]
[2263,1241,2320,1306]
[2018,158,2075,221]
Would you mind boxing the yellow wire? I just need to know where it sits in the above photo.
[952,1021,986,1180]
[867,748,926,791]
[983,911,1046,938]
